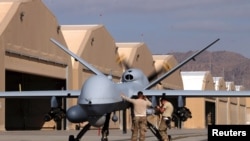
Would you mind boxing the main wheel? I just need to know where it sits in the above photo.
[101,137,108,141]
[69,135,79,141]
[168,135,172,141]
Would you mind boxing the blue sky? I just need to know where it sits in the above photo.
[42,0,250,58]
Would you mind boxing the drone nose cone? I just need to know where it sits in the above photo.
[78,75,119,105]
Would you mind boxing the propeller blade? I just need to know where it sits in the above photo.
[148,61,172,82]
[116,54,130,70]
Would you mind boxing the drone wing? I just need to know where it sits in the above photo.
[50,38,105,76]
[144,38,220,90]
[143,89,250,108]
[142,89,250,97]
[0,90,80,98]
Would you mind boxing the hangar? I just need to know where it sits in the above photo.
[0,0,71,130]
[0,0,183,130]
[182,72,248,128]
[0,0,249,131]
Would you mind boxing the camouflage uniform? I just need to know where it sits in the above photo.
[121,92,152,141]
[131,116,147,141]
[157,100,174,141]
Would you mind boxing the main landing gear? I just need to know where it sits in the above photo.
[147,121,172,141]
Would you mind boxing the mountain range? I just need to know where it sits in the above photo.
[168,51,250,90]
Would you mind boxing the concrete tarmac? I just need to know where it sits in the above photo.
[0,128,207,141]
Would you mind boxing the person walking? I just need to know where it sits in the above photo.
[155,94,174,141]
[121,91,152,141]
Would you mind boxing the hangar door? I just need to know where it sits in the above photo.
[205,101,216,127]
[5,70,66,130]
